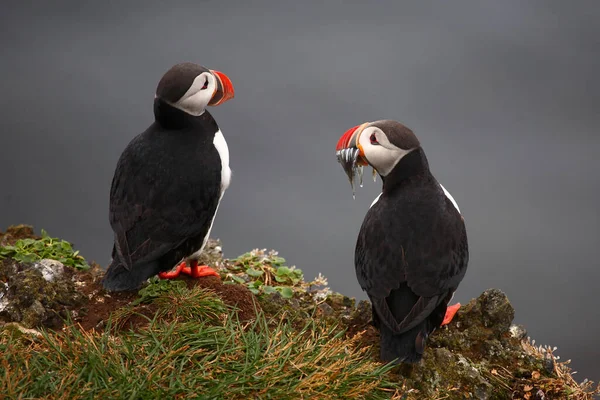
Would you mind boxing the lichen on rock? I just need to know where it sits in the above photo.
[197,238,225,268]
[0,258,85,329]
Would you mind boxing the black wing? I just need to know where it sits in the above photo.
[109,126,222,272]
[355,185,468,334]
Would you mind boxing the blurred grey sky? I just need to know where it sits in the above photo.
[1,0,599,382]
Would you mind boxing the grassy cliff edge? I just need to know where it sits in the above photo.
[1,225,598,400]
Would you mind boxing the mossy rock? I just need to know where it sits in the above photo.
[0,224,39,246]
[0,258,86,329]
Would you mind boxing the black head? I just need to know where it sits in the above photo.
[336,119,421,177]
[154,62,235,116]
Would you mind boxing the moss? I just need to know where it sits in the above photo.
[0,322,43,343]
[0,224,39,246]
[326,292,355,309]
[398,348,497,399]
[257,292,309,321]
[0,258,86,329]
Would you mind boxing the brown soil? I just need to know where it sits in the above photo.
[182,274,261,321]
[71,265,141,331]
[71,267,260,332]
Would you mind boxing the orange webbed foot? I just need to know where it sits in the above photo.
[181,261,219,278]
[159,260,219,280]
[442,303,461,326]
[158,262,187,279]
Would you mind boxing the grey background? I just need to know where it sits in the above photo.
[2,0,599,382]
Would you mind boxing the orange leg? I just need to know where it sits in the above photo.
[441,303,461,326]
[158,260,219,280]
[180,260,219,278]
[158,262,186,279]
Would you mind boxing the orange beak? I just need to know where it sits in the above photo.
[335,123,369,166]
[336,124,360,152]
[208,70,235,106]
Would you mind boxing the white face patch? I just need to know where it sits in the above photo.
[358,126,414,176]
[170,72,217,116]
[440,184,460,213]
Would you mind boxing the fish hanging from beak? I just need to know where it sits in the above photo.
[335,123,377,198]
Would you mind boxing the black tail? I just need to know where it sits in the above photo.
[101,256,160,292]
[378,295,448,364]
[379,320,431,364]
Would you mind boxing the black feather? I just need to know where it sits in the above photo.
[102,101,223,291]
[355,148,469,363]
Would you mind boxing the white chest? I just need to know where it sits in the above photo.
[213,129,231,194]
[369,193,382,208]
[185,129,231,262]
[439,184,460,214]
[369,184,461,214]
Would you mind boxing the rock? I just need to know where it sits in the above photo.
[1,322,43,339]
[411,348,493,399]
[197,238,224,267]
[32,259,65,282]
[455,288,515,338]
[348,299,372,327]
[326,292,355,310]
[257,292,289,316]
[0,258,85,329]
[541,353,555,375]
[478,288,515,335]
[510,324,527,340]
[317,302,334,317]
[0,281,8,305]
[533,389,547,400]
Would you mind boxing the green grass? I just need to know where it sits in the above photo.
[0,285,402,400]
[0,229,89,270]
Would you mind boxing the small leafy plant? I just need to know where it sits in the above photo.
[132,277,187,305]
[0,229,89,270]
[223,249,304,298]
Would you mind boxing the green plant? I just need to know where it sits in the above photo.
[223,249,304,298]
[132,277,187,305]
[0,229,89,270]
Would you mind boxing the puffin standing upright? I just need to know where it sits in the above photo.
[102,62,235,292]
[335,120,469,363]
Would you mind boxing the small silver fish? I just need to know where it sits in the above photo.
[336,148,361,198]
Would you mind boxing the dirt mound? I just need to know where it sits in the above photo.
[72,265,141,331]
[182,275,260,321]
[70,267,260,332]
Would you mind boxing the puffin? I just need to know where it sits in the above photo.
[335,120,469,363]
[102,62,235,292]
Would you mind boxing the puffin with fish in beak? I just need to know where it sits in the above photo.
[335,119,469,363]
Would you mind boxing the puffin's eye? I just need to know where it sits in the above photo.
[201,77,209,90]
[370,133,379,144]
